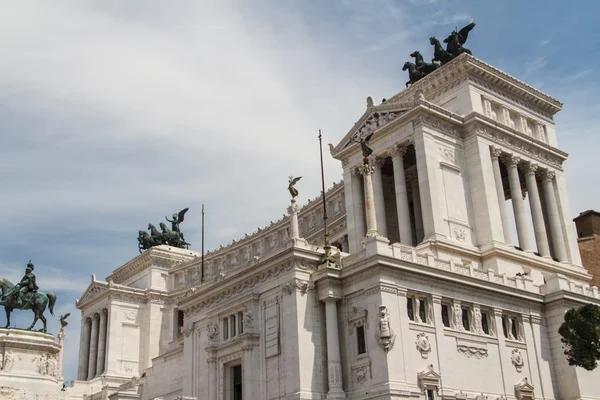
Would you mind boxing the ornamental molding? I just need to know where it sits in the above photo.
[282,279,314,296]
[183,260,296,315]
[468,122,564,168]
[77,284,108,306]
[417,364,440,394]
[456,340,489,359]
[514,377,535,400]
[109,246,195,284]
[413,114,461,138]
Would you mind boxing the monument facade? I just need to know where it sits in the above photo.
[67,51,600,400]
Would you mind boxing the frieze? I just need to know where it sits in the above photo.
[183,260,295,315]
[413,115,460,138]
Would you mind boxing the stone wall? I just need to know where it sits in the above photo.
[577,235,600,288]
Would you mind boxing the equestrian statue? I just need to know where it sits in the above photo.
[137,208,191,252]
[403,20,476,86]
[0,261,56,332]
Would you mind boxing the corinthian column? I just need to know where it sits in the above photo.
[359,163,379,237]
[505,154,532,252]
[391,146,413,245]
[372,158,388,238]
[490,147,512,244]
[95,309,108,377]
[351,169,366,240]
[77,317,91,380]
[87,313,99,380]
[323,298,346,398]
[288,199,299,239]
[525,164,550,257]
[541,171,568,262]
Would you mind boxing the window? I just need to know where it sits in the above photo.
[511,317,519,339]
[481,311,490,335]
[426,389,436,400]
[461,308,470,331]
[501,316,508,338]
[232,365,242,400]
[177,309,184,337]
[238,311,244,335]
[407,298,414,321]
[231,315,237,338]
[419,299,427,323]
[357,325,366,355]
[223,317,229,340]
[441,304,450,327]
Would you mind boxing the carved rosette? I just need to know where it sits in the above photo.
[415,332,432,359]
[511,348,525,372]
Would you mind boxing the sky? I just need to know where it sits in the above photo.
[0,0,599,385]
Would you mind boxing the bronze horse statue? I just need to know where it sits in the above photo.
[0,278,56,332]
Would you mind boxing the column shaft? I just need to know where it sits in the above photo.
[491,148,512,244]
[505,155,532,251]
[77,318,91,380]
[525,165,550,257]
[410,177,424,243]
[542,172,568,262]
[392,148,413,246]
[351,172,366,241]
[361,164,379,237]
[207,354,217,400]
[289,200,299,239]
[87,314,99,380]
[324,299,346,398]
[372,159,388,237]
[95,310,108,376]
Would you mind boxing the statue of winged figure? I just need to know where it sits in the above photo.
[352,132,374,164]
[165,208,189,235]
[59,313,70,329]
[288,176,302,199]
[443,20,476,57]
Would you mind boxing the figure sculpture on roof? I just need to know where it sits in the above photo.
[288,176,302,199]
[137,208,191,252]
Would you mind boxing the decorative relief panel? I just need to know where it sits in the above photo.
[456,338,488,359]
[281,279,313,296]
[207,323,219,343]
[511,349,525,372]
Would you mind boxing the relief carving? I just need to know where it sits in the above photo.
[453,227,467,242]
[355,366,368,384]
[511,348,525,372]
[456,343,488,359]
[207,323,219,342]
[242,305,254,330]
[376,305,396,353]
[415,332,432,359]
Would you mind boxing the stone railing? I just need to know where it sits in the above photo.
[170,182,345,292]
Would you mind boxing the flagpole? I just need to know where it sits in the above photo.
[318,130,333,264]
[201,203,205,284]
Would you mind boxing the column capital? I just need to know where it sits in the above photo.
[503,153,521,166]
[541,169,555,181]
[358,163,374,176]
[390,145,407,159]
[526,162,539,174]
[93,312,100,320]
[490,145,503,159]
[373,157,385,169]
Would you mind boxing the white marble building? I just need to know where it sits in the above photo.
[67,54,600,400]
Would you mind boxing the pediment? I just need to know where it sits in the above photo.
[76,283,108,307]
[330,102,412,159]
[514,377,535,400]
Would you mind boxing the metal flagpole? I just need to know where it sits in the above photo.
[318,130,334,264]
[201,204,205,284]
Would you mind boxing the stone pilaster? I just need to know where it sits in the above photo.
[359,163,379,238]
[372,157,388,238]
[87,312,99,380]
[207,351,217,400]
[525,164,550,257]
[505,154,532,252]
[391,146,413,245]
[77,316,91,380]
[407,170,424,243]
[351,168,366,247]
[541,170,567,262]
[318,281,346,399]
[490,147,512,244]
[95,309,107,377]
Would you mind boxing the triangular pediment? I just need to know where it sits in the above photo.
[76,282,108,307]
[330,102,412,159]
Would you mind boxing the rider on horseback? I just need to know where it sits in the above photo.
[12,261,39,308]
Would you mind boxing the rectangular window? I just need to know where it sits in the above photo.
[232,365,242,400]
[357,325,366,355]
[481,311,490,335]
[419,299,427,323]
[511,317,519,339]
[426,389,435,400]
[407,298,414,321]
[238,311,244,334]
[502,316,508,338]
[441,304,450,327]
[461,308,470,331]
[231,315,237,337]
[223,317,229,340]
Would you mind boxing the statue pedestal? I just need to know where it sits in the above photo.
[0,328,64,399]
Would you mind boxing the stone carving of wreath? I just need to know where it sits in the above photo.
[415,332,432,359]
[511,349,524,372]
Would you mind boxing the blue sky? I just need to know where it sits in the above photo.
[0,0,598,384]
